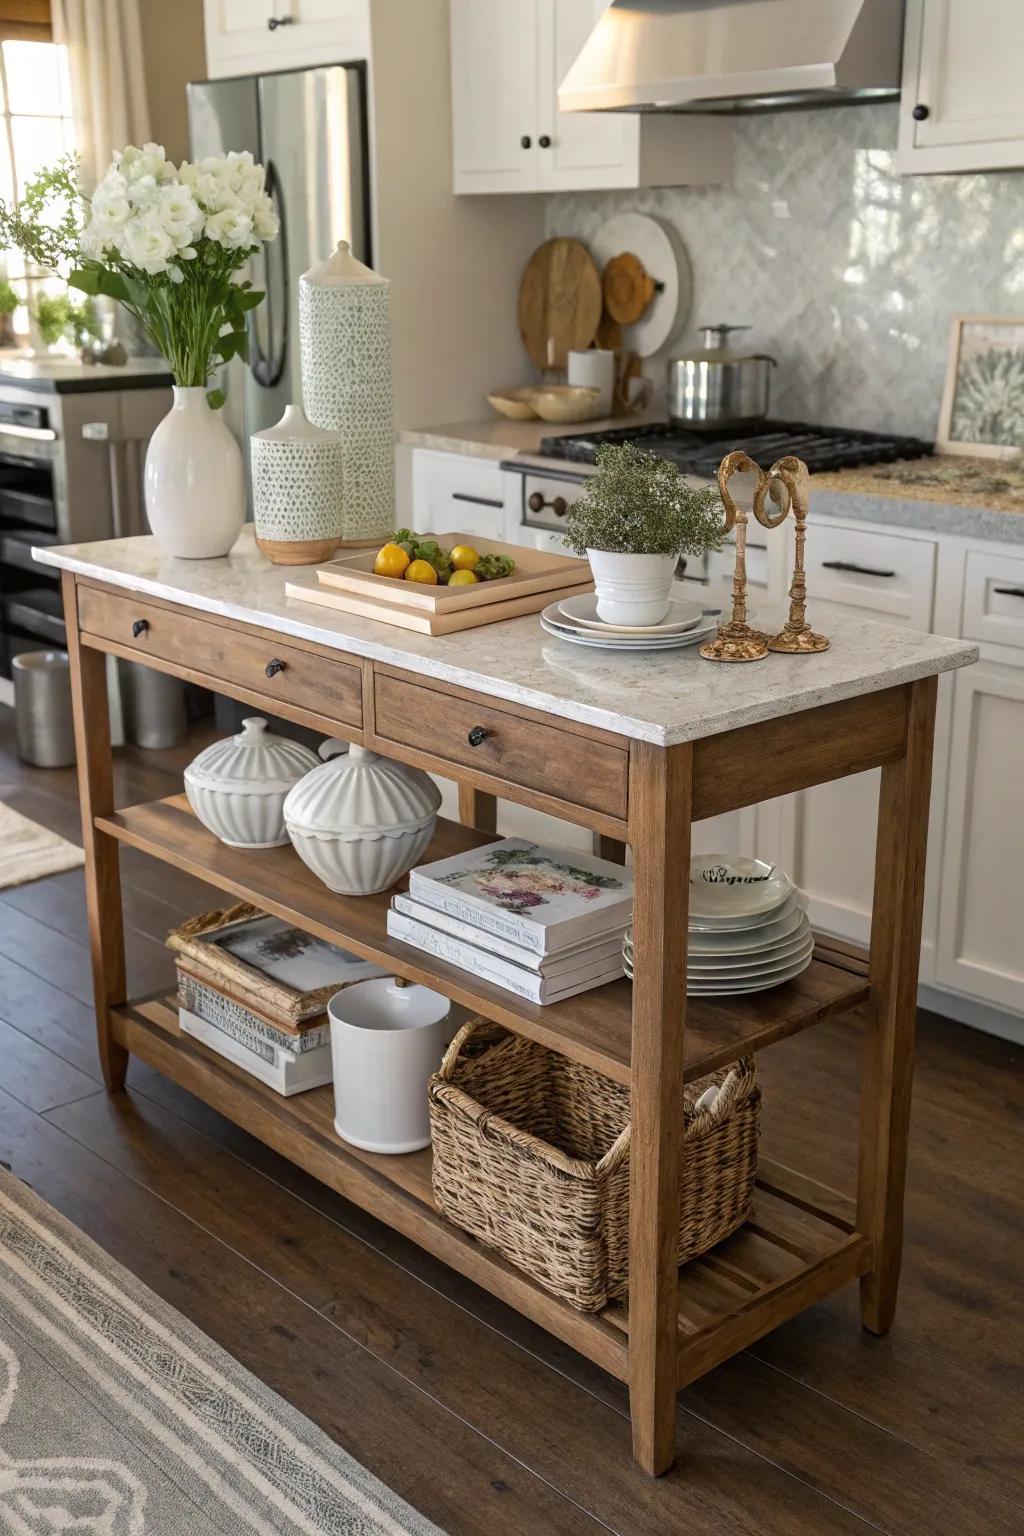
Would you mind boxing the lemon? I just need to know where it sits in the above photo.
[374,541,410,578]
[449,544,480,572]
[448,568,478,585]
[405,558,438,585]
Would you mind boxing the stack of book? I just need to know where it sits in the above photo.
[167,903,387,1095]
[387,838,633,1005]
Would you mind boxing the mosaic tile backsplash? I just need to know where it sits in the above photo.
[546,104,1024,441]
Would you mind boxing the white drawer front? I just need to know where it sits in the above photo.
[805,525,936,628]
[962,549,1024,652]
[411,451,507,539]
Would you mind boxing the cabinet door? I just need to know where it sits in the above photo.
[411,451,507,540]
[536,0,635,191]
[450,0,540,193]
[899,0,1024,171]
[936,661,1024,1012]
[205,1,367,77]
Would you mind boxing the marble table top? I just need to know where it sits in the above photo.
[36,529,978,746]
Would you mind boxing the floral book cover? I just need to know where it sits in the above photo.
[408,839,633,955]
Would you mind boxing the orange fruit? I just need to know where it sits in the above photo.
[374,541,410,578]
[449,544,480,571]
[405,558,438,584]
[448,568,478,585]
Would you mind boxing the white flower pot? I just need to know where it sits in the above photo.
[587,549,678,627]
[329,979,456,1153]
[145,386,246,559]
[184,717,318,848]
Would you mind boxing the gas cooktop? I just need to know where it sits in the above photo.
[536,420,934,478]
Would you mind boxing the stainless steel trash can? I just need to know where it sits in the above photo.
[12,650,76,768]
[119,659,187,750]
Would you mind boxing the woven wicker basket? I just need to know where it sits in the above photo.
[428,1021,760,1312]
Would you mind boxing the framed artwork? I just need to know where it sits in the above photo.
[937,315,1024,460]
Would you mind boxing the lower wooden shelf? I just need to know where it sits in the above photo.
[114,994,873,1390]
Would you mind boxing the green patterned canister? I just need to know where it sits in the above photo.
[250,405,350,565]
[298,241,395,543]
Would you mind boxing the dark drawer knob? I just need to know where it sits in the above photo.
[539,134,552,148]
[520,134,532,149]
[265,658,286,678]
[527,492,568,517]
[912,103,929,121]
[268,14,293,29]
[131,618,148,638]
[467,726,488,747]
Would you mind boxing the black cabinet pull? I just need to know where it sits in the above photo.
[131,618,148,638]
[821,559,896,579]
[528,491,568,517]
[520,135,532,149]
[993,586,1024,599]
[268,14,293,29]
[265,658,286,678]
[467,726,488,747]
[539,134,552,148]
[911,103,929,121]
[452,491,504,509]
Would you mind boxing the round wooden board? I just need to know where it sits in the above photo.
[517,237,602,370]
[590,212,691,358]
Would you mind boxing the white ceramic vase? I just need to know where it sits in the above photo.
[145,387,245,559]
[184,717,319,848]
[283,743,441,895]
[587,549,678,626]
[329,979,456,1153]
[250,404,347,565]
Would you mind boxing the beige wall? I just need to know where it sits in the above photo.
[138,0,207,164]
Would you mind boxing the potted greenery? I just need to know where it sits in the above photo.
[0,278,19,348]
[563,441,725,626]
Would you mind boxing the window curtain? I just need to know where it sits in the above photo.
[51,0,150,187]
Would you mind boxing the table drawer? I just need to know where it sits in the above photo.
[962,549,1024,652]
[77,585,362,729]
[374,672,628,820]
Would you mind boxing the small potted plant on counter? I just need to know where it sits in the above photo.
[0,278,19,348]
[563,441,725,626]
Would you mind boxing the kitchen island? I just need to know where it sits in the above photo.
[37,528,976,1476]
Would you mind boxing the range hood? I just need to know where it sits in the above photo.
[559,0,904,115]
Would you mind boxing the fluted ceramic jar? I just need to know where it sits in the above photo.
[251,405,347,566]
[184,718,319,849]
[283,744,441,895]
[298,241,395,543]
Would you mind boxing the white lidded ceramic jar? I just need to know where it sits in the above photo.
[587,549,678,627]
[250,404,347,566]
[184,717,319,849]
[145,387,246,559]
[283,744,441,895]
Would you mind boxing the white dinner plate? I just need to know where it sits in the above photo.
[557,591,710,636]
[627,918,812,974]
[688,854,793,923]
[623,947,813,994]
[624,901,807,960]
[540,614,717,652]
[686,932,814,980]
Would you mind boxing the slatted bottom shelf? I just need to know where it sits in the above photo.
[114,994,872,1389]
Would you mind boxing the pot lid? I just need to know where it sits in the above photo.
[184,718,319,795]
[672,324,777,366]
[283,744,441,834]
[253,404,340,444]
[300,240,388,287]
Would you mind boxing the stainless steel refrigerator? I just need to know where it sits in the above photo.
[187,62,371,458]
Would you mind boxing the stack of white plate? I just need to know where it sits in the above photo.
[540,592,719,652]
[624,854,813,995]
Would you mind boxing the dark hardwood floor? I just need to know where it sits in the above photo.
[1,705,1021,1535]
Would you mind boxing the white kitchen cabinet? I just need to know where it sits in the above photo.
[897,0,1024,173]
[936,657,1024,1012]
[410,450,508,540]
[449,0,731,195]
[204,0,368,78]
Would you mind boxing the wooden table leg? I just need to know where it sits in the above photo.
[858,676,937,1334]
[62,572,128,1092]
[626,740,692,1475]
[457,784,497,834]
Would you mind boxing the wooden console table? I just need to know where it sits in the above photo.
[39,530,976,1477]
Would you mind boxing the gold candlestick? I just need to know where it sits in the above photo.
[699,450,770,664]
[756,454,830,655]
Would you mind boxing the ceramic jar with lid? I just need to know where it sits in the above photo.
[184,718,319,849]
[283,744,441,895]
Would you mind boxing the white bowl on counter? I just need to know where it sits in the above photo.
[283,743,441,895]
[184,717,319,849]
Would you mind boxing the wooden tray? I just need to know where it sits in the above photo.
[316,533,592,613]
[285,572,595,635]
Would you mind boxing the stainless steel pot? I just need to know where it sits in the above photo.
[667,324,777,428]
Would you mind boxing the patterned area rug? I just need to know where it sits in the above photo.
[0,1166,444,1535]
[0,801,84,890]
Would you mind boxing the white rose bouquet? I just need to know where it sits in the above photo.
[0,144,279,394]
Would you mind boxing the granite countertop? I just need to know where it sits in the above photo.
[34,527,977,747]
[0,349,172,394]
[398,405,666,462]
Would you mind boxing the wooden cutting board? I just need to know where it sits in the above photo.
[517,238,602,370]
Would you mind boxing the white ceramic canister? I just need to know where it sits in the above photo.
[251,405,347,565]
[283,743,441,894]
[567,349,615,417]
[329,979,455,1153]
[586,549,678,626]
[184,717,319,848]
[144,387,246,559]
[298,241,395,545]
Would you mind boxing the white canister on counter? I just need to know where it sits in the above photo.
[329,979,456,1153]
[567,349,615,417]
[250,405,347,565]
